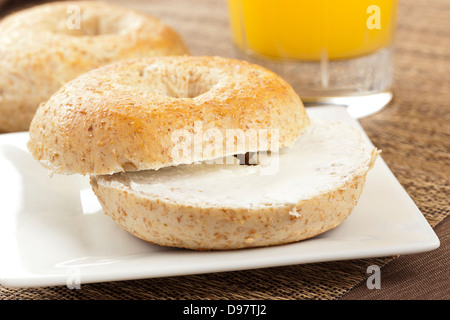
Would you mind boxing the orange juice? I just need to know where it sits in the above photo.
[228,0,398,61]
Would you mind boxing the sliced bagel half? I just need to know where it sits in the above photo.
[90,119,379,250]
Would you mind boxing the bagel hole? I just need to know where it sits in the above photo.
[185,75,216,98]
[139,65,220,99]
[57,8,134,37]
[64,17,120,36]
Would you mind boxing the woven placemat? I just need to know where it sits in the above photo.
[1,0,449,300]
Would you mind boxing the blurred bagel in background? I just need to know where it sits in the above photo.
[0,1,189,132]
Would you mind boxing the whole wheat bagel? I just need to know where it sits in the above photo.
[28,56,310,175]
[0,1,189,132]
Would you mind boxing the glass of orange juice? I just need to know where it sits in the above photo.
[227,0,399,118]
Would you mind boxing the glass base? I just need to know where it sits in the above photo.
[302,90,393,119]
[233,46,394,118]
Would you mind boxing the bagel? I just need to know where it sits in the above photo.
[0,1,189,132]
[27,55,378,251]
[27,56,310,175]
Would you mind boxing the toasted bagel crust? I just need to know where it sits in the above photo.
[0,1,189,132]
[28,56,310,175]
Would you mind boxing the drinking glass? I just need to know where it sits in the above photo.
[227,0,399,118]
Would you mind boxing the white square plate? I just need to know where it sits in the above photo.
[0,106,439,288]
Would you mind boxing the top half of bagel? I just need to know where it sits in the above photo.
[27,55,310,176]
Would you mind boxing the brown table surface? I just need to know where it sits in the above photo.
[0,0,449,300]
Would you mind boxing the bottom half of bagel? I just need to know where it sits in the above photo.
[90,119,379,250]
